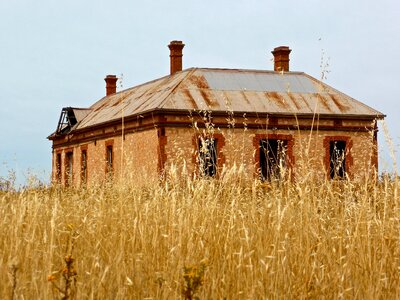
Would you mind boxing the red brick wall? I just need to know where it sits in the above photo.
[163,125,377,181]
[51,118,378,186]
[52,128,160,187]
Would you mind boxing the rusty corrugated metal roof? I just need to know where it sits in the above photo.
[72,108,91,122]
[73,68,384,131]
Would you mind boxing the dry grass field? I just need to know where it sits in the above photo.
[1,168,400,299]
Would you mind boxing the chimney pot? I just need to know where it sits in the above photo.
[168,40,185,75]
[104,75,118,96]
[272,46,292,72]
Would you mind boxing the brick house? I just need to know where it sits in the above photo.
[48,41,385,186]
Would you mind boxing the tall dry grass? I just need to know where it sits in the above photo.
[1,168,400,299]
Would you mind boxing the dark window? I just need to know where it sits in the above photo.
[81,150,87,184]
[65,152,73,186]
[260,139,287,181]
[106,145,113,176]
[56,153,62,183]
[199,138,217,177]
[330,140,346,179]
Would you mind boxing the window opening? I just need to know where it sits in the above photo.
[81,150,87,184]
[260,139,287,181]
[56,153,62,183]
[198,138,217,177]
[330,140,346,179]
[106,146,113,176]
[65,152,73,186]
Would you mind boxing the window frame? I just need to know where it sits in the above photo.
[259,138,289,181]
[198,137,218,177]
[80,145,88,185]
[105,140,114,179]
[64,150,74,187]
[55,151,62,184]
[324,136,353,180]
[192,134,225,178]
[253,134,294,181]
[329,140,346,179]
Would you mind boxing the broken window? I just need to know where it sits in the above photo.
[198,138,217,177]
[81,150,87,185]
[56,153,61,183]
[65,151,73,186]
[330,140,346,179]
[106,145,113,176]
[260,139,287,181]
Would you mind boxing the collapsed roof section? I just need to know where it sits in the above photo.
[49,68,385,138]
[53,107,91,136]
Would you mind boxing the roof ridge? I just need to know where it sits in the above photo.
[158,68,198,109]
[70,107,92,110]
[125,68,196,112]
[194,67,305,75]
[88,69,195,109]
[116,67,197,95]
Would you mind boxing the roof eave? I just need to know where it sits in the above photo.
[157,108,386,120]
[49,108,385,139]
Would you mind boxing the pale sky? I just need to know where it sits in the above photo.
[1,0,399,184]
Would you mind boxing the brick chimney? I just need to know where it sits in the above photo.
[104,75,118,96]
[168,40,185,75]
[272,46,292,72]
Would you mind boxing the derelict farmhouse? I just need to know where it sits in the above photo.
[48,41,384,186]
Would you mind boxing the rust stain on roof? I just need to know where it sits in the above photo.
[287,92,302,110]
[199,89,215,107]
[94,98,109,111]
[266,92,289,109]
[329,93,350,112]
[240,91,251,105]
[297,93,313,111]
[188,74,209,89]
[126,89,149,104]
[183,89,199,109]
[130,94,156,112]
[315,93,332,112]
[111,91,131,107]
